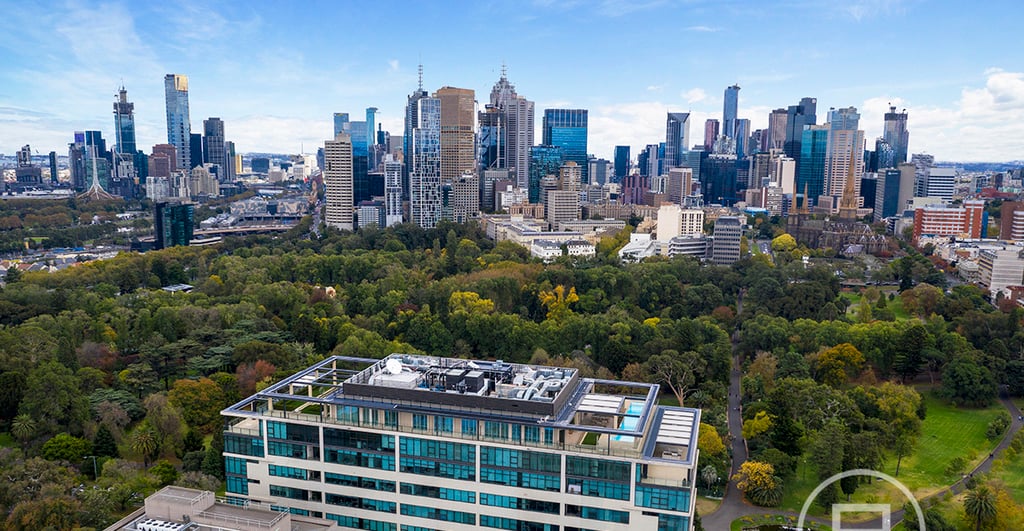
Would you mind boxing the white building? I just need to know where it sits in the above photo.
[222,355,700,531]
[383,155,403,227]
[531,239,564,262]
[565,239,597,258]
[978,247,1024,299]
[618,233,661,262]
[324,133,354,231]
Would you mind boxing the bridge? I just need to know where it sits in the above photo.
[194,224,294,237]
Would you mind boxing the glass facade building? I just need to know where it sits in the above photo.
[223,354,700,531]
[798,125,829,208]
[529,145,563,204]
[164,74,191,171]
[543,109,588,184]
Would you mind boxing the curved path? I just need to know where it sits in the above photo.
[702,345,1024,530]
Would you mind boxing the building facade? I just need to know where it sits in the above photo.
[164,74,191,171]
[883,106,910,165]
[665,113,691,169]
[222,354,700,531]
[543,109,589,184]
[324,133,355,231]
[712,216,742,264]
[203,117,226,180]
[912,199,986,241]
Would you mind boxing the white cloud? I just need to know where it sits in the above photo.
[682,88,707,104]
[685,25,719,32]
[388,60,400,72]
[858,69,1024,161]
[647,85,665,92]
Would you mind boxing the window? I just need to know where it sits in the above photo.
[635,485,690,512]
[400,437,475,462]
[524,425,540,443]
[384,410,398,428]
[339,406,360,423]
[226,475,248,495]
[325,493,396,513]
[484,421,509,440]
[324,428,394,451]
[565,505,629,524]
[325,473,396,492]
[269,484,311,501]
[324,448,395,470]
[461,419,477,436]
[434,416,453,434]
[413,414,428,431]
[479,515,560,531]
[326,514,396,531]
[400,483,476,503]
[479,493,559,514]
[224,434,264,457]
[225,456,248,476]
[268,464,308,480]
[361,408,379,426]
[400,504,476,525]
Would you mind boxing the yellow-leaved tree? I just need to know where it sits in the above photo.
[538,285,579,322]
[732,461,783,507]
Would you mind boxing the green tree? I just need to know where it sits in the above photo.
[168,377,226,432]
[94,424,119,458]
[964,484,997,531]
[732,461,783,507]
[18,360,90,437]
[40,433,93,462]
[149,460,179,486]
[129,426,159,467]
[941,356,997,407]
[10,413,36,444]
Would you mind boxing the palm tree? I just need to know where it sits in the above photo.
[129,427,158,467]
[964,484,997,531]
[10,414,36,443]
[701,465,719,493]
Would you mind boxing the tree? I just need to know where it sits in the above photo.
[964,484,997,531]
[17,360,91,437]
[810,421,846,508]
[813,343,865,387]
[10,414,36,444]
[643,350,706,407]
[5,264,22,284]
[697,423,726,457]
[538,285,579,322]
[941,356,997,407]
[700,464,719,492]
[168,377,226,433]
[742,411,774,440]
[40,433,92,462]
[149,460,179,486]
[94,424,119,458]
[771,233,797,253]
[129,426,159,467]
[732,461,783,507]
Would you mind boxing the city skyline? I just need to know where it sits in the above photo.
[1,1,1022,162]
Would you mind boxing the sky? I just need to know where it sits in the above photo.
[1,0,1023,163]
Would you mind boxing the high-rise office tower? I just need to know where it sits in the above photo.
[543,109,588,183]
[333,113,350,137]
[189,133,203,170]
[883,105,910,165]
[546,161,582,228]
[638,144,657,178]
[798,125,829,208]
[703,119,719,152]
[874,138,895,171]
[529,145,563,204]
[614,145,630,181]
[664,112,691,169]
[225,141,237,180]
[154,202,194,250]
[69,132,88,191]
[150,144,177,178]
[435,87,476,185]
[451,171,480,223]
[784,97,817,169]
[404,66,431,200]
[48,151,58,184]
[203,117,226,180]
[712,216,743,264]
[409,95,442,228]
[723,84,740,141]
[823,107,864,204]
[383,154,403,227]
[481,68,535,188]
[324,133,355,231]
[735,118,751,159]
[113,85,137,157]
[164,74,191,171]
[765,108,788,152]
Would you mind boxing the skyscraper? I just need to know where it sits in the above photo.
[154,202,194,250]
[784,97,817,165]
[333,113,350,137]
[480,68,535,189]
[383,154,403,227]
[203,117,226,180]
[703,119,719,152]
[324,133,354,231]
[614,145,630,181]
[664,112,691,169]
[529,145,563,204]
[823,107,864,205]
[403,66,430,200]
[164,74,191,171]
[189,133,203,170]
[435,86,476,184]
[409,96,442,228]
[735,118,751,159]
[543,109,588,183]
[798,125,829,208]
[765,108,788,152]
[113,85,137,156]
[883,105,910,165]
[723,84,740,141]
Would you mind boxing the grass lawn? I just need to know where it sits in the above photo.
[581,432,599,445]
[695,496,721,517]
[776,391,1002,517]
[730,514,831,531]
[987,453,1024,504]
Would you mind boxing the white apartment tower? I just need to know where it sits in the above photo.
[383,155,403,227]
[222,354,700,531]
[324,133,354,231]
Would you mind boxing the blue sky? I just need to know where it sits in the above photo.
[1,0,1023,162]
